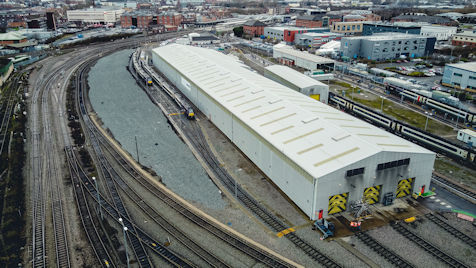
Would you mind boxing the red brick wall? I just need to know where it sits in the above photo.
[283,29,308,43]
[452,40,476,46]
[296,19,322,28]
[121,16,132,28]
[243,25,264,36]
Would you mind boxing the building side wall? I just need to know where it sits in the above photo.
[362,24,421,36]
[315,151,433,218]
[263,69,329,103]
[264,27,284,40]
[442,66,476,90]
[420,26,456,40]
[153,51,318,219]
[342,36,429,60]
[331,22,363,34]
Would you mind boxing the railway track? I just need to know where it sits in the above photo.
[431,174,476,203]
[133,53,340,268]
[354,232,414,267]
[75,59,197,268]
[0,75,19,156]
[390,222,469,268]
[42,69,70,268]
[76,61,152,268]
[65,146,116,268]
[335,215,414,268]
[336,74,463,129]
[29,43,133,267]
[87,52,302,268]
[425,213,476,249]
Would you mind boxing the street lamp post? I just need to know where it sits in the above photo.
[92,177,102,219]
[380,96,385,112]
[118,218,130,268]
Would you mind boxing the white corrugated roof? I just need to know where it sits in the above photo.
[153,44,432,179]
[265,65,327,89]
[273,43,335,64]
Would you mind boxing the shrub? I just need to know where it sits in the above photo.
[408,71,425,77]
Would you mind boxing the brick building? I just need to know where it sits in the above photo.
[296,14,341,28]
[121,12,154,29]
[243,20,266,37]
[451,31,476,47]
[343,13,381,22]
[157,12,182,26]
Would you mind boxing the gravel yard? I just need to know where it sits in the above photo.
[346,236,395,268]
[368,225,443,267]
[407,218,475,267]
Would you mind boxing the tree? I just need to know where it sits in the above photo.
[233,26,243,38]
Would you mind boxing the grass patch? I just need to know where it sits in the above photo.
[335,88,456,137]
[330,80,351,88]
[434,158,476,189]
[408,71,425,77]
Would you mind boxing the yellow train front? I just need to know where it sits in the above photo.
[187,108,195,120]
[146,77,153,86]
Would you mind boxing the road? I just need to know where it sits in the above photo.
[421,183,476,216]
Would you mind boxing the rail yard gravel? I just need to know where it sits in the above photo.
[367,225,443,267]
[410,218,475,265]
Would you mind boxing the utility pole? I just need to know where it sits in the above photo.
[135,136,140,164]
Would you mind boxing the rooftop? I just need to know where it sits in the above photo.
[363,22,421,28]
[264,26,303,31]
[265,65,328,89]
[243,20,267,27]
[392,14,452,24]
[153,44,432,179]
[297,32,338,37]
[273,43,335,64]
[0,32,26,41]
[342,33,425,41]
[447,62,476,72]
[460,128,476,137]
[67,7,122,12]
[454,31,476,37]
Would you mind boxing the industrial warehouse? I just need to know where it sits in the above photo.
[152,44,435,220]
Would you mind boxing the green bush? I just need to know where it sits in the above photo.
[332,81,351,88]
[408,71,425,77]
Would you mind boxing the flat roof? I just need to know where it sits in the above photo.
[459,128,476,137]
[297,32,338,37]
[447,62,476,72]
[343,33,424,41]
[265,65,328,89]
[153,44,432,179]
[363,22,421,28]
[273,43,335,64]
[264,26,303,31]
[0,32,26,41]
[455,31,476,37]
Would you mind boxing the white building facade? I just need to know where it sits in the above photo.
[420,25,457,41]
[67,8,124,24]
